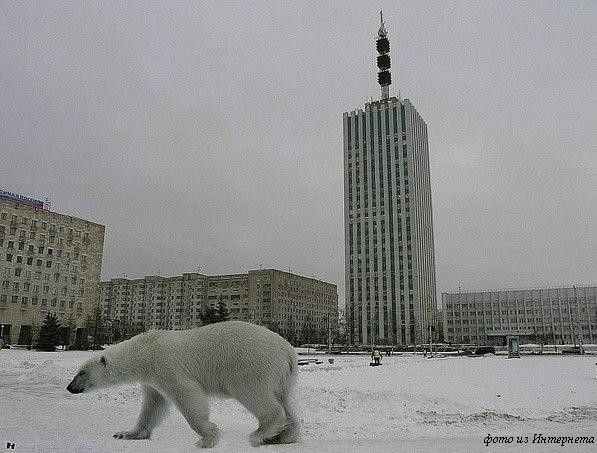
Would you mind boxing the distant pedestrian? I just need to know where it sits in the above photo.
[371,349,382,365]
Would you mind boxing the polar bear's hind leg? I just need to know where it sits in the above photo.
[235,389,288,446]
[267,390,300,444]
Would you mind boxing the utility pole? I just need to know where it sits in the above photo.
[327,312,332,355]
[428,324,433,356]
[573,286,584,354]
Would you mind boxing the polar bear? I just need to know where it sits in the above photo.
[66,321,300,448]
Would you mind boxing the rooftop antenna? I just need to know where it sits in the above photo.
[376,11,391,100]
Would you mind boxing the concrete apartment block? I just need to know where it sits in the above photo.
[0,198,105,345]
[100,269,338,344]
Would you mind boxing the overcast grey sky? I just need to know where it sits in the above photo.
[1,1,595,305]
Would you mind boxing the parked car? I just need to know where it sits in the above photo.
[474,346,496,355]
[561,346,582,354]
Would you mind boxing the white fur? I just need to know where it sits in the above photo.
[68,321,300,448]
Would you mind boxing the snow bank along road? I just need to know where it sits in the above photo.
[1,350,595,452]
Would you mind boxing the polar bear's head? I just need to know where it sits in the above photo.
[66,354,116,393]
[67,332,156,394]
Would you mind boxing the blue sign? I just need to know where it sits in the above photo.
[0,189,46,209]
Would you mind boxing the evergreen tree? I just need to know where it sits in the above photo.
[215,301,230,323]
[37,313,61,352]
[198,305,220,325]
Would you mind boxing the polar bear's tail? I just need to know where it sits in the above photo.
[286,347,299,385]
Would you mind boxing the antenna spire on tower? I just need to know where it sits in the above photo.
[378,11,387,38]
[376,11,391,99]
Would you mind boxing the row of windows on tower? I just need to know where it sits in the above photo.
[350,271,413,290]
[348,140,408,162]
[348,253,414,272]
[349,250,413,275]
[348,174,409,196]
[347,145,410,190]
[348,239,413,255]
[351,265,414,284]
[347,138,409,160]
[349,220,412,239]
[345,105,407,146]
[348,225,412,248]
[348,176,408,194]
[347,134,408,156]
[351,293,417,315]
[348,238,413,256]
[347,209,411,224]
[355,302,416,318]
[348,196,410,211]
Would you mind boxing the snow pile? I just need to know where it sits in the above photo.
[0,350,595,452]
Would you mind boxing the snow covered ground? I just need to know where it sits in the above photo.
[1,350,595,452]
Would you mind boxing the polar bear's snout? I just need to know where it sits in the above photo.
[67,371,87,393]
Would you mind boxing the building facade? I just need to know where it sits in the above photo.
[100,269,338,344]
[343,16,436,346]
[0,197,105,345]
[443,286,597,346]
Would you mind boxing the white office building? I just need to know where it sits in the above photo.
[443,286,597,346]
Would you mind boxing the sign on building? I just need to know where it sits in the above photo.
[0,189,46,209]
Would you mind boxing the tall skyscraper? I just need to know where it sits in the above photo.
[343,13,436,346]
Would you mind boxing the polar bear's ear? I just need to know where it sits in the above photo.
[100,356,106,366]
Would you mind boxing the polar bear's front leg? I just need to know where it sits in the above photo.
[113,385,170,440]
[163,379,220,448]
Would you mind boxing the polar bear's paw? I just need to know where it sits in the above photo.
[113,429,150,440]
[250,431,268,447]
[197,424,220,448]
